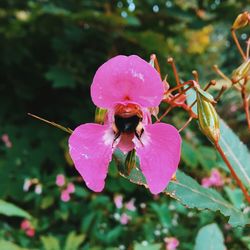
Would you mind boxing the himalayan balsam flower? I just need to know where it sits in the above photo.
[201,169,224,188]
[56,174,65,187]
[1,133,12,148]
[20,220,35,237]
[114,194,123,209]
[61,189,70,202]
[69,55,182,194]
[164,237,179,250]
[120,213,131,225]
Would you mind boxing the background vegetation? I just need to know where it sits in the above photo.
[0,0,250,249]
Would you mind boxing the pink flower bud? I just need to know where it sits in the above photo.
[56,174,65,187]
[120,213,130,225]
[164,237,179,250]
[125,199,136,211]
[114,195,123,209]
[66,183,75,194]
[26,228,35,237]
[1,134,12,148]
[61,190,70,202]
[20,220,31,230]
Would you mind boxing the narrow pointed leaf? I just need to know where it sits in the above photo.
[0,200,31,219]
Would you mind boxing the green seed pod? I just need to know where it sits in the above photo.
[232,59,250,83]
[125,149,136,175]
[95,107,107,124]
[196,88,220,143]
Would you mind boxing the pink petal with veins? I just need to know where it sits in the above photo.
[91,55,163,108]
[134,123,181,194]
[69,124,114,192]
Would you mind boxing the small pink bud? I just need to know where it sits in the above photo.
[66,183,75,194]
[125,198,136,211]
[1,134,12,148]
[26,228,35,237]
[201,177,212,188]
[114,195,123,209]
[164,237,179,250]
[20,220,31,230]
[120,213,130,225]
[61,190,70,202]
[56,174,65,187]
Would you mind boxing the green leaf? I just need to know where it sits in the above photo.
[134,243,162,250]
[64,232,85,250]
[0,200,31,219]
[0,240,29,250]
[182,140,199,168]
[194,223,226,250]
[40,236,60,250]
[219,119,250,188]
[114,152,248,227]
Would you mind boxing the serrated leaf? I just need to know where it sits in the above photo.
[0,200,31,219]
[194,223,226,250]
[114,152,248,227]
[64,232,85,250]
[219,119,250,187]
[40,236,60,250]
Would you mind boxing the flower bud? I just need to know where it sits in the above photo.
[95,107,107,124]
[196,87,220,143]
[231,59,250,83]
[125,149,136,175]
[232,12,250,30]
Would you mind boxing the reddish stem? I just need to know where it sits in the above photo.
[231,29,247,60]
[241,81,250,130]
[214,142,250,203]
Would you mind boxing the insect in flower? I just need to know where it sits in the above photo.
[69,55,182,194]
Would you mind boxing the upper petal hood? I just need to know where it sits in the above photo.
[91,55,164,109]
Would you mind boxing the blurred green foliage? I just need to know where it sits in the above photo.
[0,0,250,249]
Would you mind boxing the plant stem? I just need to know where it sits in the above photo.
[214,142,250,203]
[242,83,250,130]
[231,29,246,61]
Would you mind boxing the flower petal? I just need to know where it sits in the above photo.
[68,123,114,192]
[91,55,163,108]
[134,123,181,194]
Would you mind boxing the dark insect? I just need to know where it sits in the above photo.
[113,114,144,141]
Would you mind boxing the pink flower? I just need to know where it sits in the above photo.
[164,237,179,250]
[68,55,182,194]
[20,220,35,237]
[202,169,224,188]
[114,195,123,209]
[61,190,70,202]
[20,220,31,230]
[1,134,12,148]
[120,213,131,225]
[26,228,35,237]
[66,183,75,194]
[125,198,136,211]
[56,174,65,187]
